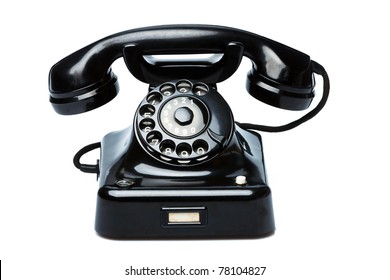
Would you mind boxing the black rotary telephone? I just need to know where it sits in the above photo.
[49,25,329,239]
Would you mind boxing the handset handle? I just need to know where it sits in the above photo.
[49,25,314,115]
[122,42,244,85]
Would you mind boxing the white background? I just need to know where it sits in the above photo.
[1,0,389,279]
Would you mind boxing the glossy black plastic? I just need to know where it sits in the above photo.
[89,80,275,238]
[96,124,274,238]
[123,42,244,85]
[49,25,331,239]
[48,25,315,114]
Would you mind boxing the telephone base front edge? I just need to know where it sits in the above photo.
[95,185,275,239]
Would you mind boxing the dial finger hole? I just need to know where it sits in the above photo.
[139,118,155,132]
[147,92,163,105]
[176,81,192,93]
[193,140,209,155]
[193,84,209,96]
[139,104,155,117]
[176,143,192,158]
[146,131,162,145]
[160,84,175,96]
[159,140,176,155]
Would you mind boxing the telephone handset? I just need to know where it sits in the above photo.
[49,25,329,238]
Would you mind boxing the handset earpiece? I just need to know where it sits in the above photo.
[246,64,315,111]
[49,70,119,115]
[240,60,329,132]
[49,54,119,115]
[245,44,315,111]
[242,41,329,132]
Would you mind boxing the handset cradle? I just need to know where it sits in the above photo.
[123,42,244,85]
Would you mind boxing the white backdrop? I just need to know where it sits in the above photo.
[1,1,389,279]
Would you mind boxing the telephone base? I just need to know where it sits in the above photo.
[94,124,275,239]
[95,124,275,239]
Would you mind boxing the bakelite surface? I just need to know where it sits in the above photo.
[49,25,315,114]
